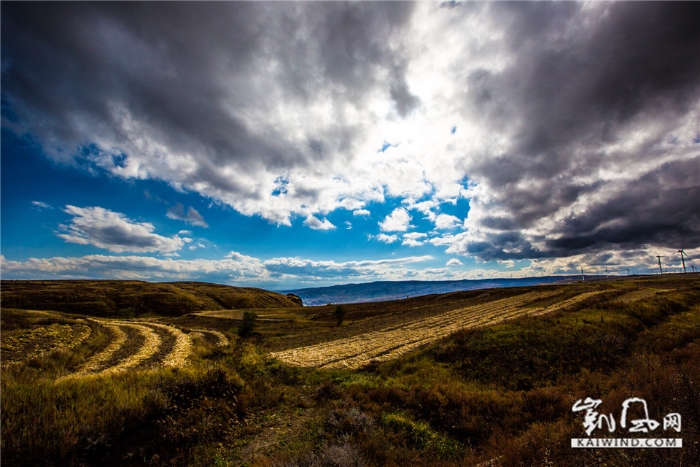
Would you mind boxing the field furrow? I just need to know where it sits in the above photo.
[271,290,564,369]
[73,322,129,375]
[62,320,192,378]
[97,323,161,375]
[190,328,229,347]
[529,291,605,316]
[146,322,192,368]
[136,323,178,369]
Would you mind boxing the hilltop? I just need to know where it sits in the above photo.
[0,280,302,317]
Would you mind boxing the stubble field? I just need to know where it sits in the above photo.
[2,275,699,467]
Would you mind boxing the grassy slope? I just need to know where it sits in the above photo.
[0,280,302,317]
[2,275,699,467]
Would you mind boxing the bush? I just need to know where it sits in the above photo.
[334,306,347,326]
[238,311,258,337]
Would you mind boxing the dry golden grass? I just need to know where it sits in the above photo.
[189,328,229,347]
[58,319,192,379]
[95,321,161,375]
[69,321,128,376]
[146,322,192,368]
[269,290,583,369]
[611,288,672,305]
[1,322,92,366]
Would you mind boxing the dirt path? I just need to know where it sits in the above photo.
[270,290,595,370]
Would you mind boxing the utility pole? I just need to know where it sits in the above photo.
[656,255,664,274]
[627,268,630,276]
[605,267,608,278]
[678,250,687,273]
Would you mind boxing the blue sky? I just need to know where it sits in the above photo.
[1,127,531,288]
[2,2,699,288]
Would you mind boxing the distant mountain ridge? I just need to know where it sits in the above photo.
[283,276,580,306]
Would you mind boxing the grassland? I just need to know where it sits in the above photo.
[2,275,699,466]
[0,280,303,317]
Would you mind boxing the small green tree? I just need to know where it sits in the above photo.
[333,306,347,326]
[238,311,258,337]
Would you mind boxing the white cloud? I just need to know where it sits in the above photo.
[434,214,461,230]
[345,221,352,230]
[0,252,437,286]
[0,252,270,282]
[166,204,209,228]
[303,215,336,231]
[31,201,52,209]
[446,258,463,266]
[379,208,412,232]
[375,233,399,244]
[402,238,423,247]
[5,2,700,263]
[353,209,371,217]
[57,205,184,254]
[402,232,427,247]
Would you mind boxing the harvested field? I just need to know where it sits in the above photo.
[270,290,595,369]
[189,328,229,347]
[61,319,193,379]
[1,322,92,366]
[612,288,672,304]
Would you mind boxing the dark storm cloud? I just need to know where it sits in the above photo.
[458,1,700,258]
[1,1,415,211]
[3,1,700,266]
[547,157,700,253]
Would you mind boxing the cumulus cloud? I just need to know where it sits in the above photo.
[57,206,184,254]
[353,209,371,217]
[166,203,209,228]
[402,232,427,247]
[446,258,463,266]
[374,233,399,244]
[0,252,269,283]
[402,239,423,247]
[303,215,336,231]
[3,2,700,267]
[0,253,438,286]
[434,214,461,230]
[379,208,412,232]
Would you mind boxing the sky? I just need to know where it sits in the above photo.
[2,1,699,290]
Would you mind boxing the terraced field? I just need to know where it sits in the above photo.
[0,309,227,378]
[270,290,605,369]
[60,319,196,379]
[1,320,93,367]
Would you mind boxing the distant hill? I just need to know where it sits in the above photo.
[0,280,303,317]
[283,276,581,305]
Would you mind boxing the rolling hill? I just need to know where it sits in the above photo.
[0,280,303,317]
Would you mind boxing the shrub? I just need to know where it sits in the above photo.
[334,306,347,326]
[238,311,258,337]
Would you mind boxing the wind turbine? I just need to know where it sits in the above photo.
[656,255,664,274]
[678,249,689,274]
